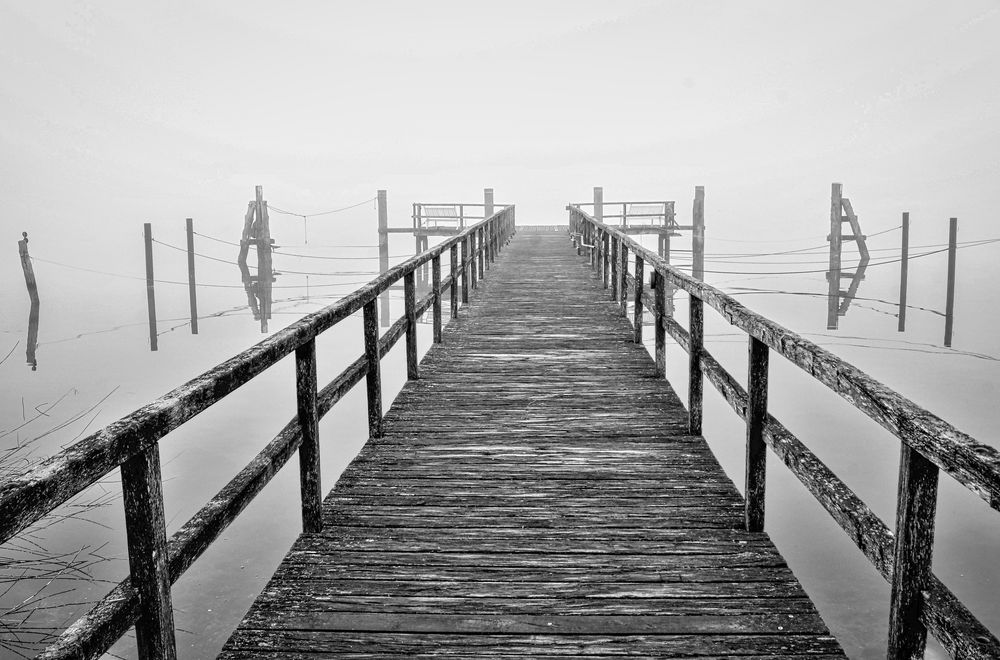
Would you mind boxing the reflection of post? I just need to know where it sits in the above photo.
[827,184,843,330]
[944,217,957,347]
[143,223,158,351]
[186,218,198,334]
[898,212,909,332]
[377,190,389,327]
[692,186,705,281]
[594,187,603,224]
[18,233,39,370]
[255,186,272,333]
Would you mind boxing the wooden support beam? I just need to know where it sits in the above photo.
[404,271,418,379]
[121,446,176,659]
[745,337,769,533]
[295,339,321,533]
[887,445,939,658]
[362,300,383,438]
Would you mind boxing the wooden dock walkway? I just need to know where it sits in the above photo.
[219,230,845,658]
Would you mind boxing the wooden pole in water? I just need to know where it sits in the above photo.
[594,187,603,224]
[144,223,158,351]
[378,190,389,326]
[898,212,909,332]
[692,186,705,281]
[186,218,199,334]
[18,233,39,369]
[827,184,843,330]
[944,217,957,347]
[484,188,494,218]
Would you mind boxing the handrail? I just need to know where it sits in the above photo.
[568,203,1000,660]
[1,206,515,659]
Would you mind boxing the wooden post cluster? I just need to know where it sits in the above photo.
[898,212,909,332]
[143,223,158,351]
[186,218,198,335]
[944,217,957,347]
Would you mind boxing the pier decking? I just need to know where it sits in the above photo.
[219,231,845,658]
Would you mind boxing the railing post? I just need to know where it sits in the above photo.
[688,294,703,434]
[620,244,629,316]
[404,270,418,379]
[362,300,383,438]
[450,244,459,319]
[654,270,666,377]
[295,338,321,533]
[470,229,478,290]
[610,236,619,301]
[602,232,610,289]
[887,446,939,659]
[461,237,469,304]
[121,446,176,659]
[745,336,769,532]
[481,226,488,273]
[633,255,645,344]
[432,255,442,343]
[185,218,198,334]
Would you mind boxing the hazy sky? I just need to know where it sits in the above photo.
[2,1,999,250]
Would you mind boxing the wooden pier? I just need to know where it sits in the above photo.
[219,231,844,658]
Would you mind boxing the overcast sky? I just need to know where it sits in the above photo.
[2,1,998,250]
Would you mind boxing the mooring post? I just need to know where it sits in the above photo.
[898,212,909,332]
[143,223,158,351]
[432,255,442,343]
[688,294,704,434]
[633,255,645,344]
[362,300,383,438]
[184,218,199,334]
[295,338,321,533]
[944,217,957,347]
[828,184,843,329]
[594,186,603,225]
[887,445,939,658]
[745,337,769,532]
[378,190,389,327]
[450,244,459,319]
[693,186,705,281]
[654,270,666,377]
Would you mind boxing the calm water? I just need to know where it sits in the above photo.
[2,207,999,659]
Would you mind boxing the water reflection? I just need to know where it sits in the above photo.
[238,192,277,333]
[19,232,39,370]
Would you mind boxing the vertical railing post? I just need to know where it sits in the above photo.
[944,217,957,347]
[362,300,383,438]
[470,229,479,290]
[481,226,489,272]
[898,211,909,332]
[450,245,459,319]
[404,270,419,379]
[654,270,666,377]
[620,243,629,316]
[432,255,442,343]
[745,336,769,532]
[296,338,321,533]
[121,446,176,659]
[633,255,645,344]
[887,446,939,658]
[610,236,619,301]
[143,222,158,351]
[688,294,704,434]
[185,218,198,335]
[461,237,470,304]
[602,232,610,289]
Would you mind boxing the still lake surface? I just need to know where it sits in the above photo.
[2,205,998,659]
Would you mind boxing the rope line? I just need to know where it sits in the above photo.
[268,197,376,218]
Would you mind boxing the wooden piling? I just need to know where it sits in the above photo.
[484,188,494,218]
[619,244,629,316]
[19,233,39,370]
[688,294,704,434]
[633,256,644,344]
[610,236,619,302]
[144,223,158,351]
[896,212,910,332]
[692,186,705,281]
[745,337,769,532]
[827,184,843,329]
[432,255,442,343]
[450,245,459,319]
[461,238,470,303]
[594,186,603,224]
[404,271,419,379]
[944,217,957,347]
[378,190,389,326]
[186,218,199,334]
[654,270,666,377]
[295,339,322,533]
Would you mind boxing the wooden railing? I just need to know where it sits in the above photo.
[568,204,1000,660]
[0,207,516,660]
